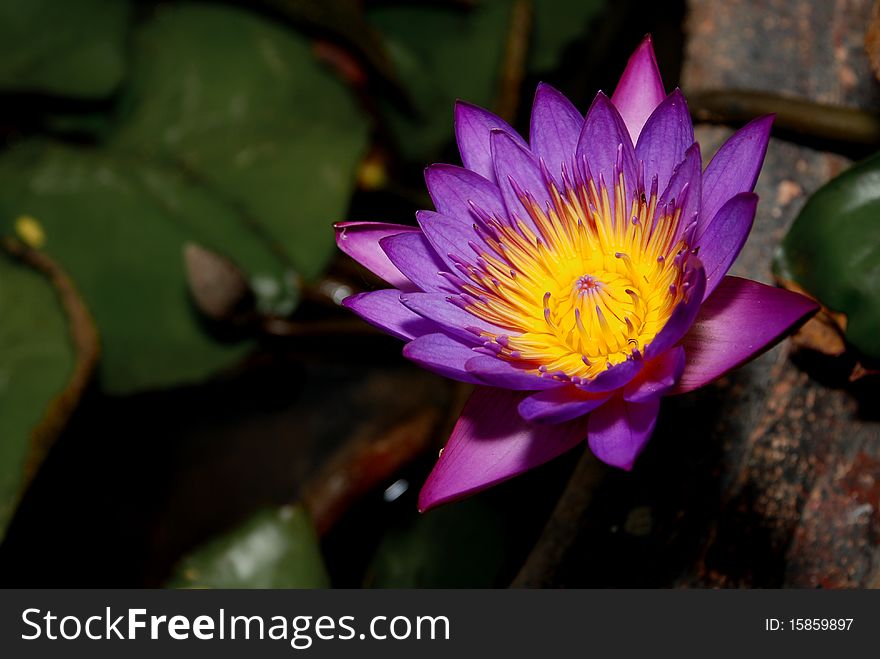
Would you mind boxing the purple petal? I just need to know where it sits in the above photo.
[491,129,550,234]
[576,93,639,206]
[644,257,706,359]
[673,277,819,393]
[424,164,507,224]
[529,83,583,183]
[465,355,561,391]
[379,231,452,293]
[623,346,686,403]
[334,222,419,291]
[400,292,506,343]
[657,143,701,240]
[402,333,482,384]
[418,387,589,511]
[416,209,489,271]
[455,101,528,182]
[342,290,436,341]
[587,395,660,470]
[698,115,773,236]
[576,357,643,393]
[635,89,694,195]
[610,36,666,142]
[696,192,758,299]
[518,386,611,423]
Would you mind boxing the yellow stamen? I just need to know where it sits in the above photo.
[462,171,691,381]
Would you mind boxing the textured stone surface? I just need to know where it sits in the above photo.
[683,0,880,108]
[537,0,880,588]
[679,0,880,589]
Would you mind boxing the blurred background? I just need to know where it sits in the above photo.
[0,0,878,588]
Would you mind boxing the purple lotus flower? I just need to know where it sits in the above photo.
[335,37,818,511]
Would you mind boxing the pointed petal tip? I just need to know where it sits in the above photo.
[578,91,639,194]
[742,113,776,141]
[333,224,345,248]
[699,114,776,232]
[784,288,821,319]
[453,99,481,122]
[423,162,453,181]
[635,87,696,193]
[334,221,421,290]
[454,101,527,181]
[334,220,358,240]
[417,387,589,510]
[417,484,465,513]
[417,484,483,513]
[592,89,612,105]
[587,396,659,470]
[669,87,688,106]
[637,34,660,62]
[611,37,666,142]
[533,80,565,100]
[454,98,484,111]
[673,277,820,393]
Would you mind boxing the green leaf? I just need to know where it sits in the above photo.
[113,3,369,280]
[368,0,605,164]
[0,0,131,98]
[0,3,372,393]
[247,0,398,88]
[365,498,505,588]
[774,152,880,359]
[0,247,76,540]
[168,505,330,588]
[368,0,513,163]
[0,140,288,394]
[530,0,605,73]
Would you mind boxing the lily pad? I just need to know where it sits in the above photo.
[368,0,513,163]
[774,152,880,360]
[0,246,76,540]
[113,2,369,280]
[0,2,372,393]
[0,0,131,98]
[0,140,287,394]
[168,505,330,588]
[368,0,605,163]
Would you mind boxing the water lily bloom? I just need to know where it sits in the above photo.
[335,37,818,511]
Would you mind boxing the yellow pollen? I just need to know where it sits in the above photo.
[462,172,691,381]
[15,214,46,249]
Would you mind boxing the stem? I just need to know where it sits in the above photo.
[1,238,100,486]
[495,0,532,123]
[511,447,606,587]
[688,90,880,148]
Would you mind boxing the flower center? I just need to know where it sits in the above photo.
[452,166,693,382]
[574,274,601,293]
[552,269,641,358]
